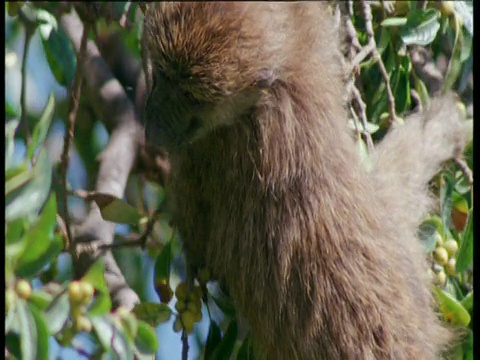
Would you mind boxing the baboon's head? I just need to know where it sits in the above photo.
[142,2,307,151]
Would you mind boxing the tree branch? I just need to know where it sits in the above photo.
[60,7,143,310]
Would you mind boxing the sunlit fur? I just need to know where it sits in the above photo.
[143,2,466,359]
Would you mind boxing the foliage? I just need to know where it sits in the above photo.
[5,1,473,359]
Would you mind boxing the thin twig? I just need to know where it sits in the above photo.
[352,43,375,67]
[360,0,397,124]
[454,158,473,186]
[97,210,160,250]
[182,331,189,360]
[349,85,374,152]
[59,22,91,251]
[119,2,132,29]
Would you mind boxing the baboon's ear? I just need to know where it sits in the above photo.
[255,69,277,89]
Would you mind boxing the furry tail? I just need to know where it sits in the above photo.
[369,93,468,357]
[370,93,468,230]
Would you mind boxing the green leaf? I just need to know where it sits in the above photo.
[434,287,470,326]
[6,217,28,246]
[6,148,53,222]
[16,299,37,360]
[6,101,19,118]
[440,173,454,236]
[44,291,70,335]
[91,316,113,351]
[153,242,172,302]
[132,302,172,327]
[412,74,429,107]
[457,51,473,93]
[460,291,473,314]
[28,304,49,360]
[236,334,254,360]
[135,321,159,354]
[5,119,20,170]
[83,260,112,315]
[456,209,473,272]
[205,321,222,360]
[5,334,21,359]
[90,193,144,224]
[376,27,391,56]
[29,290,54,310]
[154,241,171,281]
[111,323,134,360]
[461,329,473,360]
[453,1,473,36]
[392,57,411,114]
[400,9,440,46]
[27,94,55,159]
[118,310,139,339]
[37,9,76,87]
[443,15,463,91]
[417,220,439,253]
[459,31,472,63]
[210,319,238,360]
[5,163,33,196]
[87,289,112,316]
[82,259,108,291]
[381,17,407,27]
[15,194,60,278]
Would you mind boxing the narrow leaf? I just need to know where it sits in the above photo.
[27,94,55,159]
[205,320,222,360]
[210,319,238,360]
[135,321,159,354]
[400,9,440,46]
[44,292,70,335]
[6,148,53,222]
[28,304,49,360]
[90,193,144,224]
[434,287,471,326]
[132,302,172,327]
[456,209,473,272]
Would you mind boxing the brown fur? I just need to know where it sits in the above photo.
[143,2,466,359]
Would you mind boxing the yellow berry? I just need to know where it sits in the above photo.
[197,268,211,283]
[175,300,186,313]
[70,305,82,320]
[443,240,459,257]
[433,247,449,266]
[444,258,456,277]
[433,271,447,287]
[79,282,94,305]
[175,282,188,301]
[434,232,443,248]
[16,280,32,300]
[186,291,200,305]
[187,301,200,315]
[440,1,455,16]
[74,316,92,333]
[173,316,183,333]
[180,311,195,334]
[69,281,83,303]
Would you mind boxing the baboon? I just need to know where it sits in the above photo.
[143,2,467,359]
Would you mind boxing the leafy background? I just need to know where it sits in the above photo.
[5,1,473,360]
